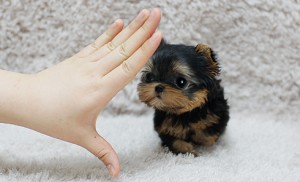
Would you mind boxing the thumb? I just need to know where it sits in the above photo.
[81,131,120,178]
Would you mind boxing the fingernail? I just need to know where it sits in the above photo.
[148,8,160,22]
[107,164,116,178]
[136,9,147,21]
[150,31,162,44]
[110,21,117,28]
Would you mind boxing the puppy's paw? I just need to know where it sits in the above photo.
[172,139,199,156]
[190,150,200,157]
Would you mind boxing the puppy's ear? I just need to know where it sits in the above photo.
[195,44,220,77]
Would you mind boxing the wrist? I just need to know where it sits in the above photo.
[0,70,36,126]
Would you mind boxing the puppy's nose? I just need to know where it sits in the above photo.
[155,85,164,93]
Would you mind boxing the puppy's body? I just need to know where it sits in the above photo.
[138,41,229,155]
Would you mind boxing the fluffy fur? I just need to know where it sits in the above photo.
[138,40,230,155]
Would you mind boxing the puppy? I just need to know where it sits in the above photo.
[137,40,229,156]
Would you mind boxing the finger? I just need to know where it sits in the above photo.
[76,19,124,58]
[81,131,120,178]
[102,31,162,98]
[87,9,151,62]
[97,8,161,76]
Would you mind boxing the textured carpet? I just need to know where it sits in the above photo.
[1,113,300,181]
[0,0,300,181]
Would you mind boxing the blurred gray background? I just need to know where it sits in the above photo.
[1,0,299,121]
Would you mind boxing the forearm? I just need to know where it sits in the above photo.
[0,69,34,126]
[0,69,73,140]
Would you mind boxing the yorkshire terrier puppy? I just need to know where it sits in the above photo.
[137,40,229,156]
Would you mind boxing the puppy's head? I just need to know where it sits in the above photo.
[138,40,219,114]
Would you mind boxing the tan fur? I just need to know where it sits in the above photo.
[156,112,220,147]
[157,117,190,139]
[142,60,154,73]
[172,140,195,153]
[138,42,228,156]
[192,133,218,146]
[195,44,219,77]
[138,83,208,114]
[163,86,208,114]
[137,83,157,104]
[172,61,198,84]
[190,113,220,145]
[190,113,219,130]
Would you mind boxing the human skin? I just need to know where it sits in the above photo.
[0,8,162,178]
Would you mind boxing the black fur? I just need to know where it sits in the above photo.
[138,40,230,155]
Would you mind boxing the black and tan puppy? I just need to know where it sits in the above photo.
[137,40,229,156]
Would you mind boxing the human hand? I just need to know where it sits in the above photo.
[2,8,162,177]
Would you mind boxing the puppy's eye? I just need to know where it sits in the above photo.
[176,77,188,89]
[144,73,155,83]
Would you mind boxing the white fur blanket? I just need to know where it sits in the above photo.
[1,113,300,181]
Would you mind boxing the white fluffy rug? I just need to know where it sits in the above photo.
[1,113,300,181]
[1,0,300,181]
